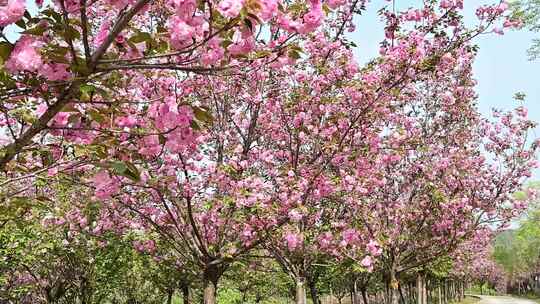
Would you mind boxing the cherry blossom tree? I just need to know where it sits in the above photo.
[1,0,536,303]
[0,0,361,173]
[337,8,538,301]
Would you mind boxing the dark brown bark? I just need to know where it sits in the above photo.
[203,264,222,304]
[166,289,173,304]
[390,269,399,304]
[181,283,189,304]
[398,282,405,304]
[308,278,320,304]
[361,287,369,304]
[351,280,361,304]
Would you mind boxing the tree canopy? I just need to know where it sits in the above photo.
[0,0,538,303]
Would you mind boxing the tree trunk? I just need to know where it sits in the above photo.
[416,276,422,304]
[308,279,320,304]
[296,276,307,304]
[422,278,427,304]
[166,289,173,304]
[181,283,189,304]
[438,285,442,304]
[398,283,405,304]
[390,270,400,304]
[203,264,222,304]
[408,282,415,304]
[385,280,390,304]
[351,280,362,304]
[203,281,216,304]
[361,287,369,304]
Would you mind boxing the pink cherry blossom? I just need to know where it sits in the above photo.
[0,0,25,27]
[39,63,71,81]
[367,240,382,256]
[284,232,302,251]
[169,17,196,49]
[94,20,111,47]
[92,170,120,200]
[341,228,359,246]
[360,255,373,268]
[259,0,278,20]
[5,36,43,73]
[218,0,244,18]
[288,209,303,222]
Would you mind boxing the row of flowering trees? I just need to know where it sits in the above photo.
[0,0,537,302]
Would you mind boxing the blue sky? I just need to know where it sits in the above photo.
[348,0,540,180]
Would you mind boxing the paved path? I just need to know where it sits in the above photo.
[476,295,537,304]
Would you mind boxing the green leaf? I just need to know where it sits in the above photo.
[129,32,152,44]
[322,3,331,14]
[43,9,62,23]
[80,84,96,95]
[243,18,254,32]
[156,40,169,53]
[106,161,141,182]
[221,39,233,49]
[73,145,88,157]
[87,108,105,123]
[23,25,47,36]
[288,50,301,60]
[44,46,71,64]
[61,103,79,112]
[123,162,140,182]
[190,120,201,131]
[40,150,54,167]
[71,62,90,75]
[63,25,81,40]
[254,50,271,58]
[92,145,108,158]
[193,106,214,124]
[158,134,166,145]
[0,42,13,62]
[79,85,99,104]
[15,19,26,29]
